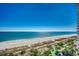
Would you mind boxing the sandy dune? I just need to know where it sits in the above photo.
[0,34,77,50]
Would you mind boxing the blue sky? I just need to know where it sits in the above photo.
[0,3,77,31]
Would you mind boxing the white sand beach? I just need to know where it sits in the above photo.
[0,34,77,50]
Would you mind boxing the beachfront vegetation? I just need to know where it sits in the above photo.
[30,49,39,56]
[20,50,26,55]
[0,37,79,56]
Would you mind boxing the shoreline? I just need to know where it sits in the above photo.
[0,34,77,50]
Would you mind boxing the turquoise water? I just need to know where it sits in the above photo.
[0,32,76,42]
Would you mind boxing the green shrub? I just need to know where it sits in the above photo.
[47,45,53,50]
[42,50,51,56]
[30,49,39,56]
[7,52,14,56]
[57,42,64,47]
[20,50,26,55]
[67,38,75,45]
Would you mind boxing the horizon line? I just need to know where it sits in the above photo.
[0,30,76,32]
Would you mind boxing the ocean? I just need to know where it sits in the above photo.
[0,32,76,42]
